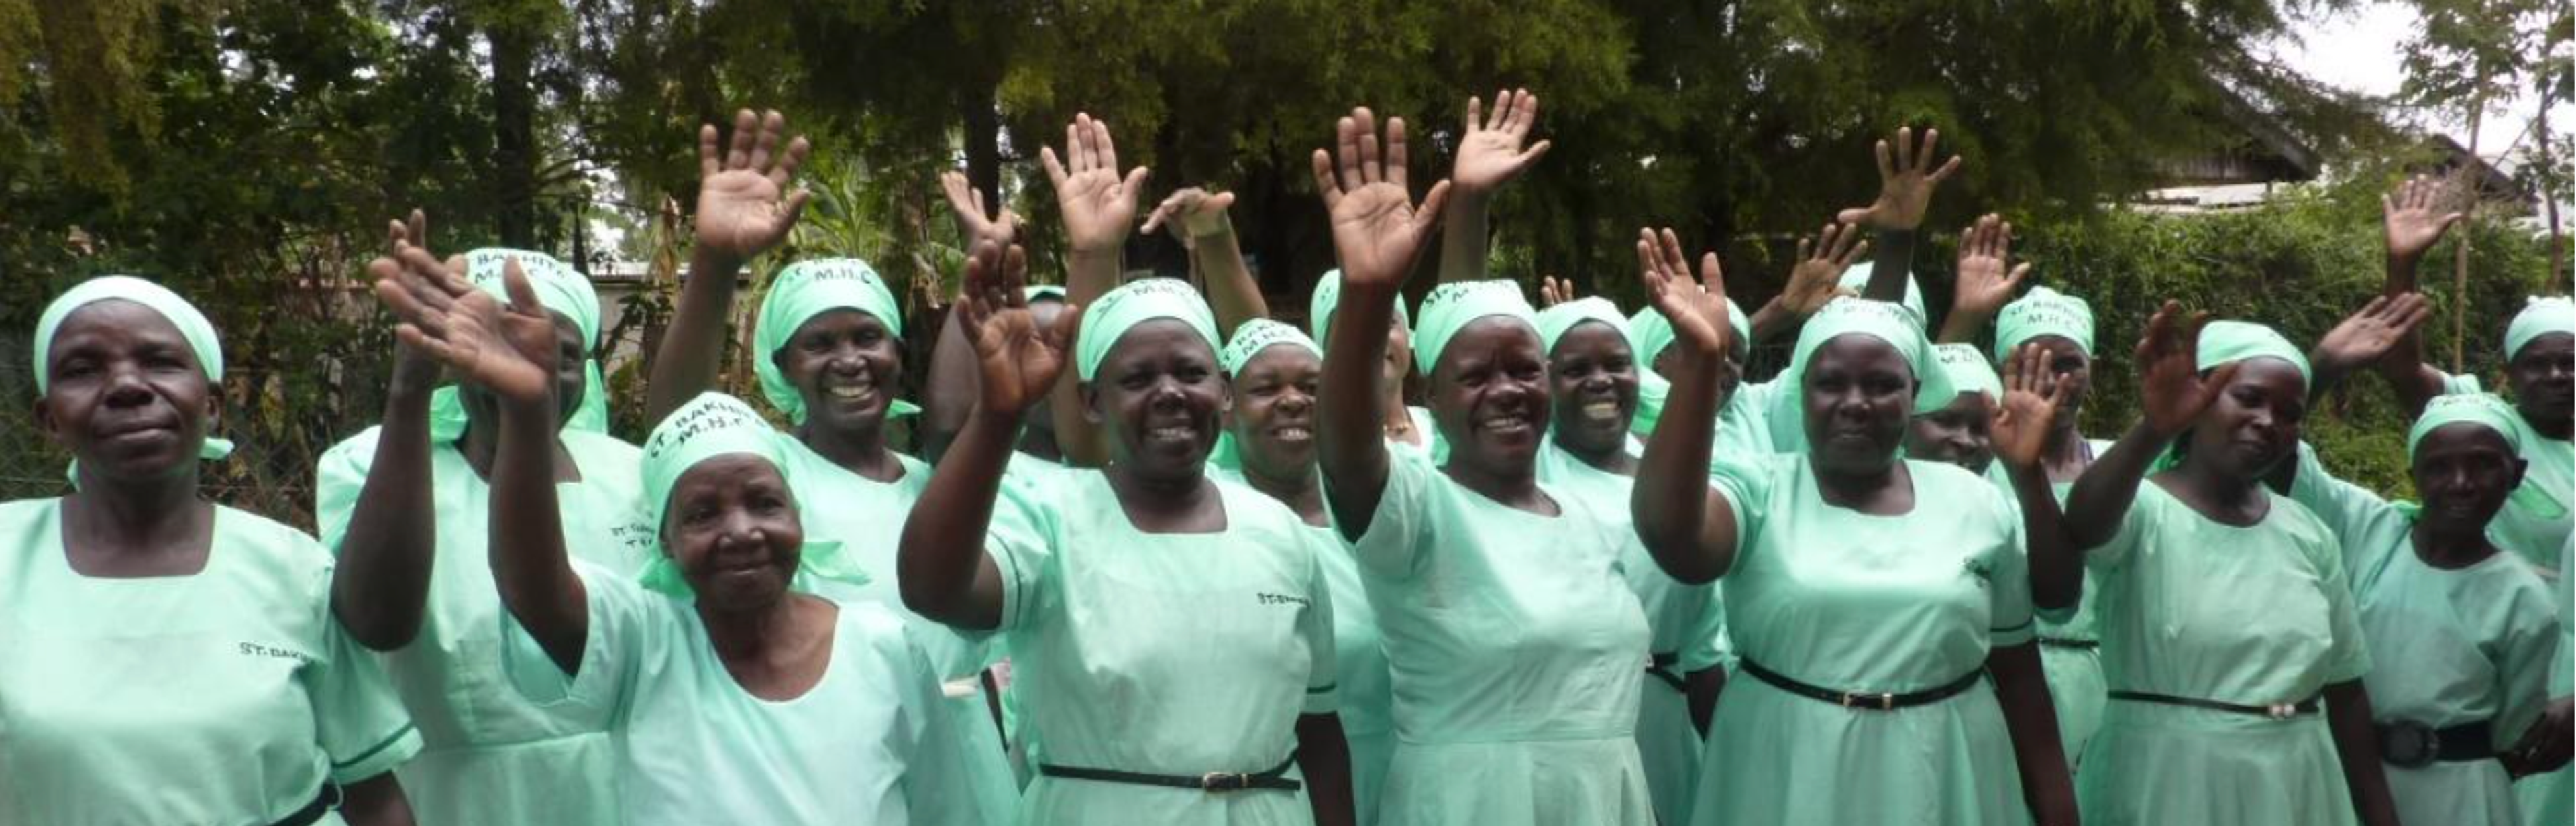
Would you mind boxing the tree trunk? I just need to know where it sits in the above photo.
[490,22,539,248]
[2451,91,2485,374]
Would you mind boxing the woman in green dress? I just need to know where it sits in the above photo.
[1630,229,2078,825]
[2053,307,2400,825]
[5,276,420,825]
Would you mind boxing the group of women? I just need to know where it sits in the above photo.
[4,88,2570,826]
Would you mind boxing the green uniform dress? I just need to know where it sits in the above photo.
[1695,454,2035,825]
[2285,447,2557,826]
[1981,441,2115,771]
[987,469,1339,825]
[315,426,652,825]
[2077,483,2371,826]
[2441,373,2573,573]
[0,499,422,825]
[2527,537,2575,826]
[498,564,979,825]
[1534,438,1713,826]
[1209,465,1398,826]
[1339,447,1655,825]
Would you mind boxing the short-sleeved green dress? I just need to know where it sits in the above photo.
[2077,482,2371,825]
[2524,537,2575,826]
[1337,447,1654,825]
[0,499,422,825]
[1695,453,2036,825]
[1980,440,2116,770]
[988,469,1339,825]
[315,426,651,825]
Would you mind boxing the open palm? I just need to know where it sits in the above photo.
[1953,214,2032,316]
[696,109,811,259]
[1837,127,1962,231]
[1639,227,1730,360]
[1782,221,1868,314]
[376,256,559,404]
[1992,344,2067,469]
[1043,113,1150,255]
[1313,107,1451,292]
[1450,89,1550,194]
[2314,293,2430,371]
[2383,174,2464,260]
[954,241,1077,415]
[2134,302,2233,437]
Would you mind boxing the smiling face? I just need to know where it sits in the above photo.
[661,454,804,613]
[2410,423,2524,532]
[1904,392,1995,474]
[1083,320,1228,481]
[2184,357,2307,480]
[776,308,904,433]
[2508,333,2573,435]
[1430,317,1550,474]
[36,300,217,483]
[461,310,590,430]
[2025,335,2092,428]
[1800,335,1914,476]
[1547,321,1639,459]
[1227,345,1322,480]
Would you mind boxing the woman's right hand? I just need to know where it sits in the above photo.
[376,209,449,398]
[953,240,1080,416]
[1311,107,1451,292]
[1994,343,2068,471]
[374,252,561,406]
[2134,301,2233,438]
[940,169,1020,250]
[1782,220,1869,315]
[1638,227,1730,362]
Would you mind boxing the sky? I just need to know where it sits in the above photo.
[2270,1,2567,166]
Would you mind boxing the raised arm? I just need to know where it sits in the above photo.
[643,109,811,426]
[1939,214,2031,344]
[1436,89,1549,284]
[1630,227,1745,584]
[377,257,591,672]
[898,240,1080,630]
[1313,107,1451,536]
[332,213,453,650]
[1143,188,1265,333]
[1837,127,1960,304]
[2059,304,2237,597]
[1040,114,1149,467]
[1992,343,2079,610]
[920,170,1022,463]
[1746,221,1867,343]
[2308,292,2432,401]
[2375,175,2465,416]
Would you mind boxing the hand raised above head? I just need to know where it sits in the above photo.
[2133,302,2233,438]
[2382,174,2465,261]
[1311,107,1451,293]
[1782,220,1868,316]
[1041,113,1151,256]
[695,109,812,260]
[953,240,1079,416]
[1638,227,1729,361]
[1450,88,1551,195]
[1836,126,1962,231]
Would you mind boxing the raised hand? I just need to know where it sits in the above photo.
[376,209,452,395]
[2383,174,2465,261]
[2313,292,2432,375]
[939,170,1020,249]
[1993,343,2068,470]
[1953,214,2032,317]
[1836,126,1963,231]
[1638,227,1729,360]
[1539,275,1578,308]
[1311,107,1452,291]
[953,239,1080,416]
[2134,302,2235,438]
[695,109,812,260]
[1450,89,1551,195]
[1140,186,1237,248]
[1041,113,1151,255]
[375,255,561,404]
[1783,221,1869,314]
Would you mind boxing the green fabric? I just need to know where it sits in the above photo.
[987,468,1338,824]
[2195,320,2312,392]
[1220,317,1322,377]
[1536,296,1635,356]
[1073,278,1219,382]
[2077,483,2369,825]
[1335,446,1654,823]
[1923,343,2002,412]
[2507,296,2573,359]
[1838,261,1925,324]
[1697,452,2035,825]
[1413,280,1538,375]
[1977,445,2114,770]
[2518,537,2574,826]
[34,275,236,462]
[315,422,649,826]
[1625,299,1748,373]
[0,499,422,825]
[635,392,862,597]
[1992,285,2095,361]
[2286,442,2559,826]
[428,249,612,443]
[498,568,982,825]
[1308,268,1410,355]
[753,257,920,423]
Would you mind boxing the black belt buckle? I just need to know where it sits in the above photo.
[1839,690,1896,711]
[2380,721,2438,768]
[1200,771,1253,792]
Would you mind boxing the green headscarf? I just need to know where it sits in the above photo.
[1536,297,1636,357]
[427,249,612,442]
[1838,261,1925,324]
[2195,320,2312,393]
[2507,296,2573,359]
[1307,268,1411,353]
[1922,343,2002,412]
[1075,278,1220,381]
[1993,285,2094,361]
[1785,298,1953,414]
[1221,318,1322,377]
[33,276,236,463]
[1629,298,1750,372]
[635,392,864,597]
[1413,280,1536,375]
[2398,392,2565,520]
[752,257,920,423]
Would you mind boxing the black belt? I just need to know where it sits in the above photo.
[1739,658,1984,711]
[1038,754,1300,793]
[2108,689,2320,719]
[1646,652,1688,693]
[2037,637,2100,650]
[273,784,341,826]
[2376,720,2495,768]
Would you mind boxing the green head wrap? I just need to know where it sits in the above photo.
[2507,296,2573,359]
[2195,320,2311,394]
[1221,318,1322,377]
[1786,298,1953,415]
[427,249,612,442]
[1993,285,2094,361]
[752,257,920,424]
[1075,278,1220,381]
[1628,298,1750,374]
[1838,262,1925,325]
[34,276,236,463]
[2398,392,2566,520]
[1413,280,1537,375]
[1307,269,1411,353]
[635,392,864,597]
[1536,297,1637,357]
[1921,343,2002,412]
